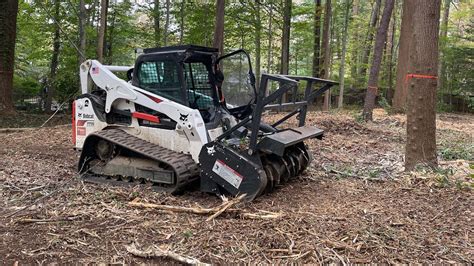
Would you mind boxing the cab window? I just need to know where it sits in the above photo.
[138,60,182,102]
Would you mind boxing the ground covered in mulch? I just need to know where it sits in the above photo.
[0,109,472,264]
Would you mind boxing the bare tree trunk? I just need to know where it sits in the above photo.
[359,0,382,83]
[280,0,291,76]
[154,0,161,47]
[392,0,414,112]
[385,0,397,103]
[107,8,116,64]
[0,0,18,114]
[179,0,185,44]
[266,1,273,74]
[45,0,61,114]
[97,0,108,62]
[321,0,331,111]
[405,0,441,170]
[437,0,450,97]
[349,0,360,84]
[362,0,395,121]
[213,0,225,55]
[78,0,87,64]
[338,0,351,109]
[312,0,322,77]
[163,0,170,46]
[254,0,261,89]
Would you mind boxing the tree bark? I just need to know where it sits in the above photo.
[321,0,332,110]
[362,0,395,121]
[280,0,291,75]
[107,7,116,64]
[154,0,161,47]
[97,0,108,62]
[392,0,414,112]
[312,0,322,77]
[213,0,225,55]
[437,0,450,96]
[338,0,351,108]
[45,0,61,114]
[0,0,18,114]
[405,0,441,170]
[78,0,87,64]
[163,0,170,46]
[359,0,382,83]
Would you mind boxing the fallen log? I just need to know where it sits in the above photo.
[126,243,210,266]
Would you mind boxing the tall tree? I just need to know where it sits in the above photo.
[359,0,382,82]
[213,0,225,55]
[163,0,170,46]
[338,0,351,108]
[97,0,108,62]
[153,0,161,47]
[45,0,61,114]
[405,0,441,170]
[280,0,291,76]
[78,0,87,63]
[385,1,397,103]
[362,0,395,121]
[312,0,322,77]
[437,0,450,95]
[0,0,18,114]
[392,0,414,112]
[321,0,332,110]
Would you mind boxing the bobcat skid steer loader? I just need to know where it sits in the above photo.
[73,45,337,201]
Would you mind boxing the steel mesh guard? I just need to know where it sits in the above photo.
[184,62,214,109]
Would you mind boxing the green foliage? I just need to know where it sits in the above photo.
[11,0,473,113]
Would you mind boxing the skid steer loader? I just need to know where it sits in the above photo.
[74,45,337,201]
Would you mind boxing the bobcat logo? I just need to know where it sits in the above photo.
[207,146,215,155]
[179,113,189,122]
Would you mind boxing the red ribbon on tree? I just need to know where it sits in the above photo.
[405,73,438,84]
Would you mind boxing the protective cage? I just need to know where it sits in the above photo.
[199,74,338,200]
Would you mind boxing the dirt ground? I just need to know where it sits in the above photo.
[0,109,472,264]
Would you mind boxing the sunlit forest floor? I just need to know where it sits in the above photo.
[0,109,472,263]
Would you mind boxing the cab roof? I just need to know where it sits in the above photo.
[143,45,218,55]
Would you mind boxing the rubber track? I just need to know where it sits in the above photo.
[82,128,200,193]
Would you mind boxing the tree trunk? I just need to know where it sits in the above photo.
[392,0,414,112]
[338,0,351,109]
[179,0,185,44]
[280,0,291,76]
[78,0,87,64]
[163,0,170,46]
[254,0,261,89]
[359,0,382,82]
[97,0,108,62]
[45,0,61,114]
[321,0,332,111]
[266,2,273,74]
[107,8,116,64]
[154,0,161,47]
[0,0,18,114]
[405,0,441,170]
[385,1,396,103]
[437,0,450,96]
[312,0,322,77]
[213,0,225,55]
[349,0,360,83]
[362,0,395,121]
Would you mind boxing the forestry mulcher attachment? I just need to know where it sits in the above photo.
[74,45,336,201]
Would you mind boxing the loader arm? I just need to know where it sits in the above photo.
[79,60,208,146]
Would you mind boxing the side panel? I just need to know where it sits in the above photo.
[74,98,108,149]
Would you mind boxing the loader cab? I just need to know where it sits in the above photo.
[132,45,221,115]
